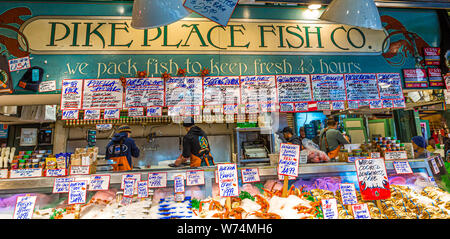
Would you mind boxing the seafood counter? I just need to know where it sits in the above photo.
[31,185,450,219]
[0,158,447,219]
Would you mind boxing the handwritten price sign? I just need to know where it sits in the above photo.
[84,109,101,120]
[88,175,110,191]
[241,168,260,183]
[148,172,167,188]
[186,170,205,186]
[355,158,391,201]
[13,195,37,219]
[39,80,57,93]
[174,175,185,193]
[393,161,413,174]
[217,163,239,197]
[68,181,87,205]
[46,169,66,177]
[10,168,42,178]
[123,178,136,197]
[339,183,358,205]
[103,109,120,119]
[321,198,339,219]
[278,143,300,177]
[0,169,8,179]
[53,177,74,193]
[62,110,79,120]
[184,0,239,27]
[70,165,90,175]
[137,181,149,198]
[352,204,371,219]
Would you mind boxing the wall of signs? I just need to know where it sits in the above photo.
[60,73,405,117]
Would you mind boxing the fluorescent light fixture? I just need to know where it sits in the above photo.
[308,4,322,10]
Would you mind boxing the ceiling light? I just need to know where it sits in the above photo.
[319,0,383,30]
[308,4,322,10]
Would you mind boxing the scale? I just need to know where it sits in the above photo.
[235,127,274,165]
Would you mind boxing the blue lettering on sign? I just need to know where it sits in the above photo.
[204,76,240,86]
[105,109,119,115]
[64,87,79,94]
[69,182,86,204]
[15,197,35,219]
[277,76,308,84]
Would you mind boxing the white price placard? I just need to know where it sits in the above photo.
[148,172,167,188]
[70,165,90,175]
[68,181,87,205]
[39,80,57,93]
[241,168,260,183]
[10,168,42,178]
[46,169,66,177]
[217,163,239,197]
[174,175,185,193]
[384,151,408,160]
[186,170,205,186]
[352,204,371,219]
[53,177,74,193]
[278,143,300,177]
[123,178,136,197]
[13,195,36,219]
[0,169,8,179]
[137,181,149,198]
[393,161,413,174]
[339,183,358,205]
[88,175,110,191]
[322,198,339,219]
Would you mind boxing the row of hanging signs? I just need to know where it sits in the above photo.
[60,73,406,119]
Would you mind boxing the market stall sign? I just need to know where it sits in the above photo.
[427,68,444,87]
[240,75,277,105]
[241,168,260,183]
[146,106,162,117]
[165,77,203,107]
[61,79,83,110]
[88,175,110,191]
[68,181,87,205]
[174,175,185,193]
[276,75,312,104]
[123,178,136,197]
[384,151,408,160]
[53,177,74,193]
[84,109,101,120]
[423,47,440,66]
[62,110,79,120]
[278,143,300,177]
[339,183,358,205]
[69,165,90,175]
[125,78,165,108]
[10,168,42,178]
[393,161,413,174]
[351,203,371,219]
[321,198,339,219]
[82,79,123,109]
[19,17,388,55]
[103,109,120,119]
[186,170,205,186]
[311,74,346,102]
[377,73,404,100]
[203,76,240,106]
[403,69,428,88]
[217,163,239,197]
[45,169,66,177]
[13,195,37,219]
[345,73,379,101]
[137,181,148,198]
[128,107,144,117]
[121,173,141,189]
[355,158,391,201]
[148,172,167,188]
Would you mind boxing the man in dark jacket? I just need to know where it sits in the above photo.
[169,117,215,168]
[105,125,140,171]
[280,127,302,146]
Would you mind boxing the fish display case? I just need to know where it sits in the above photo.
[0,158,448,219]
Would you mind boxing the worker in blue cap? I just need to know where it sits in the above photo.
[105,125,140,171]
[411,136,431,158]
